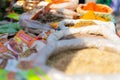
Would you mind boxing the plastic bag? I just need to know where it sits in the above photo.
[19,11,54,35]
[49,0,79,10]
[19,13,52,29]
[31,40,46,52]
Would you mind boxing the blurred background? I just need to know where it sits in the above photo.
[0,0,119,31]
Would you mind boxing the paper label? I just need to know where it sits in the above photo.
[15,30,36,47]
[7,30,36,54]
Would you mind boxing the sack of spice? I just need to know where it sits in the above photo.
[33,36,120,80]
[32,24,120,79]
[76,2,113,14]
[80,10,116,23]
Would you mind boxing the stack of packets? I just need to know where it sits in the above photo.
[6,30,37,59]
[0,30,38,60]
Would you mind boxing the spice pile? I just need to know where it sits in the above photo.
[77,2,113,14]
[82,2,109,13]
[68,21,97,28]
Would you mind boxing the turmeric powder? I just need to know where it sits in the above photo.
[81,11,106,21]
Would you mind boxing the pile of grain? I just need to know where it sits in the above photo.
[47,48,120,75]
